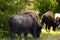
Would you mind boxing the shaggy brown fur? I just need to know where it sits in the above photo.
[8,11,42,40]
[41,11,58,32]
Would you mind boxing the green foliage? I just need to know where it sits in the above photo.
[0,0,29,34]
[34,0,58,16]
[55,0,60,12]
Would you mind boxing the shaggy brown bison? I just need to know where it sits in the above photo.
[8,11,42,40]
[41,11,59,32]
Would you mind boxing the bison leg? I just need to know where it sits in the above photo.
[53,26,56,31]
[45,25,48,31]
[24,32,28,40]
[19,34,21,40]
[16,30,22,40]
[10,30,16,40]
[47,26,51,32]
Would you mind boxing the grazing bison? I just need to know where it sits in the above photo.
[8,11,42,40]
[55,13,60,23]
[41,11,59,32]
[55,13,60,28]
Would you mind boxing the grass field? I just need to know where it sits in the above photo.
[40,29,60,40]
[26,29,60,40]
[0,29,60,40]
[13,29,60,40]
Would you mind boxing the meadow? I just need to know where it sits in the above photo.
[0,28,60,40]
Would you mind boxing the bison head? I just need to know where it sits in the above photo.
[56,17,60,25]
[30,23,42,38]
[52,20,60,31]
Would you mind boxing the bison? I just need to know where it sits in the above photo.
[55,13,60,28]
[8,11,42,40]
[55,13,60,23]
[41,11,59,32]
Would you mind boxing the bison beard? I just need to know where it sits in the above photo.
[8,12,42,40]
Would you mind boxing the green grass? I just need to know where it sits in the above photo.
[40,29,60,40]
[0,29,60,40]
[17,29,60,40]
